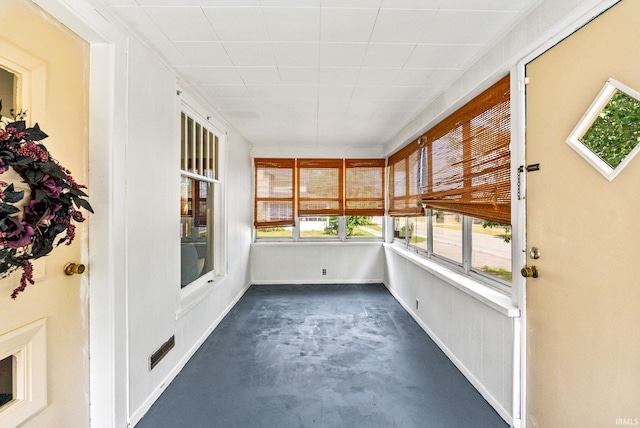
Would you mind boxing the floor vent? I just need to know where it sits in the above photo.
[150,335,175,370]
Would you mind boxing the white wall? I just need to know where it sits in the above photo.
[122,37,253,424]
[251,242,384,285]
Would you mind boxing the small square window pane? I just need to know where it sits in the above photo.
[432,211,462,264]
[0,355,14,408]
[471,218,512,282]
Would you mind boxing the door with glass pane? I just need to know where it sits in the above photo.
[524,1,640,426]
[0,1,90,426]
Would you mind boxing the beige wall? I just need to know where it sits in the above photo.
[0,0,90,426]
[525,0,640,426]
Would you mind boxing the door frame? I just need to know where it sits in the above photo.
[31,0,131,426]
[513,1,620,427]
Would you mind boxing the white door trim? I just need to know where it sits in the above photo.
[31,1,131,426]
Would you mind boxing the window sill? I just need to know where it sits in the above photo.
[251,241,383,248]
[384,243,520,317]
[176,274,227,320]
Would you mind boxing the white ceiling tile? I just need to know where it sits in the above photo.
[246,85,286,99]
[279,67,319,85]
[319,43,368,67]
[237,67,281,84]
[362,44,415,68]
[282,85,318,100]
[440,0,533,11]
[260,0,320,6]
[380,0,444,8]
[111,6,167,41]
[150,41,188,65]
[143,7,218,41]
[321,0,382,7]
[223,42,277,66]
[262,8,321,42]
[173,42,233,66]
[405,44,483,69]
[178,66,243,85]
[287,99,319,112]
[106,0,539,148]
[370,9,436,43]
[318,68,359,86]
[420,11,518,45]
[209,98,257,112]
[199,84,253,99]
[394,68,461,88]
[318,86,354,99]
[356,68,401,86]
[320,8,378,43]
[104,0,137,5]
[272,43,319,67]
[319,99,350,112]
[202,7,269,41]
[136,0,260,4]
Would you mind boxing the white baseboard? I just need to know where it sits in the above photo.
[250,279,384,285]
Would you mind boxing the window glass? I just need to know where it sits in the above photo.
[471,218,512,282]
[256,226,293,239]
[408,216,427,251]
[432,211,463,264]
[0,67,16,118]
[180,176,212,287]
[0,355,13,408]
[300,216,339,238]
[393,217,408,241]
[347,215,383,238]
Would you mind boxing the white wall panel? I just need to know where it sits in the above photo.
[384,246,515,424]
[251,242,384,284]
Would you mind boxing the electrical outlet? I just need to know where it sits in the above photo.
[322,268,326,275]
[416,299,420,310]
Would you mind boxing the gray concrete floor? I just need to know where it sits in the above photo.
[137,284,508,428]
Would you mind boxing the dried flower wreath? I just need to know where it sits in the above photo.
[0,104,93,298]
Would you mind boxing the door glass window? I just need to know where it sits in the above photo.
[0,355,14,408]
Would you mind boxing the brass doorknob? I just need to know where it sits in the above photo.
[520,266,539,278]
[64,263,86,276]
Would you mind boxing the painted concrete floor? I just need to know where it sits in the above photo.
[137,284,508,428]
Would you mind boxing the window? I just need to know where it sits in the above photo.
[0,67,16,118]
[0,355,13,408]
[389,75,512,287]
[254,158,385,240]
[180,111,219,288]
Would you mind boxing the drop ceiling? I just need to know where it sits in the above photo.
[103,0,539,149]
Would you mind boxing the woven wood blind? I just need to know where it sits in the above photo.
[420,75,511,224]
[297,159,344,216]
[388,140,423,216]
[254,158,295,228]
[345,159,385,216]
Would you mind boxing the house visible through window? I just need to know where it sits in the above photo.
[180,111,219,288]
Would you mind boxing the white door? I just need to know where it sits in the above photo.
[0,0,91,426]
[524,1,640,426]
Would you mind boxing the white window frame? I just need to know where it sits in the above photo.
[0,319,47,427]
[255,215,384,242]
[177,96,227,315]
[393,210,511,293]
